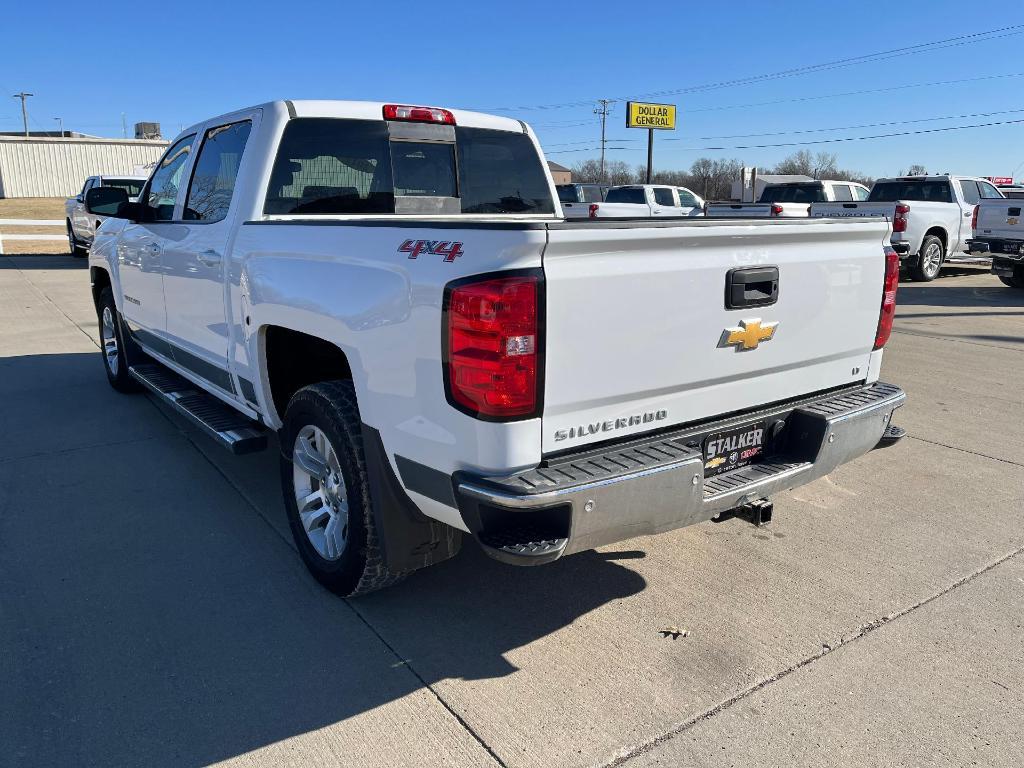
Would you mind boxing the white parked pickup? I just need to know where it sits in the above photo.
[85,99,906,596]
[65,174,147,257]
[707,180,871,219]
[565,184,704,218]
[811,175,1004,281]
[966,197,1024,289]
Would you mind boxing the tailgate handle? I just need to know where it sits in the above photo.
[842,203,858,208]
[726,266,779,309]
[1010,207,1021,216]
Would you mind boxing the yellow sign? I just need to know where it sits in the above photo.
[723,319,779,351]
[626,102,677,130]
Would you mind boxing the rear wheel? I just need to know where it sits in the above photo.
[910,235,944,281]
[998,274,1024,289]
[280,381,406,597]
[67,221,87,258]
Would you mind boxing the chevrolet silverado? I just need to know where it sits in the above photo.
[85,99,906,596]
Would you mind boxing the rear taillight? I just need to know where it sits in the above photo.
[382,104,456,125]
[893,203,910,233]
[971,203,979,230]
[445,273,541,419]
[874,246,899,350]
[770,203,784,216]
[588,203,599,218]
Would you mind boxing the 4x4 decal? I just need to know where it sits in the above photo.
[399,239,464,262]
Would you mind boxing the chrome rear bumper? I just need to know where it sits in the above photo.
[455,382,906,565]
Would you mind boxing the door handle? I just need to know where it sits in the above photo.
[197,249,222,266]
[147,242,161,253]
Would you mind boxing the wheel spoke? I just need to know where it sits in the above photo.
[299,502,330,534]
[324,515,344,559]
[293,436,327,478]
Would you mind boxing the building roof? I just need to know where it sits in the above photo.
[756,174,813,184]
[547,161,571,173]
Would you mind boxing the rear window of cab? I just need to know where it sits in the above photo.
[264,118,555,216]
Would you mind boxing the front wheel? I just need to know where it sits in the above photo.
[910,235,944,282]
[96,287,140,392]
[280,381,406,597]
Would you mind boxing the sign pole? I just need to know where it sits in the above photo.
[646,128,653,183]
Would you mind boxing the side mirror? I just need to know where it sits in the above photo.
[85,186,143,220]
[76,194,84,203]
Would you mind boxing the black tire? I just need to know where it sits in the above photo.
[998,274,1024,289]
[67,221,87,258]
[96,287,141,392]
[280,381,406,597]
[909,234,944,282]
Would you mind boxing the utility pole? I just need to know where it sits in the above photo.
[122,113,127,138]
[594,99,614,182]
[53,117,63,137]
[12,92,33,137]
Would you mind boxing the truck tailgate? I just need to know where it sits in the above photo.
[810,202,895,219]
[976,199,1024,239]
[540,218,891,453]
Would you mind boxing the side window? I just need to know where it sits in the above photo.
[677,188,699,207]
[81,178,95,195]
[265,118,394,215]
[653,187,675,206]
[145,135,196,221]
[854,185,869,201]
[183,121,253,222]
[958,180,981,205]
[978,181,1003,199]
[833,184,854,202]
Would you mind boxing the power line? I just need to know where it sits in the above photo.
[686,72,1024,113]
[666,106,1024,141]
[478,24,1024,112]
[589,117,1024,153]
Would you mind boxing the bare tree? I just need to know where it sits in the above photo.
[898,164,928,176]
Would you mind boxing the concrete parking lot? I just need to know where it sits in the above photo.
[1,247,1022,767]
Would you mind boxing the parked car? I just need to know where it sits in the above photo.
[810,175,1003,281]
[706,180,870,218]
[569,184,704,218]
[65,174,147,257]
[966,198,1024,288]
[85,99,905,596]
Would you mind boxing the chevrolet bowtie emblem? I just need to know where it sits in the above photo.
[721,319,779,351]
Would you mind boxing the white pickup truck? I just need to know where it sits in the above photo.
[65,174,147,257]
[966,197,1024,288]
[707,180,870,219]
[810,175,1004,281]
[566,184,704,218]
[84,99,906,596]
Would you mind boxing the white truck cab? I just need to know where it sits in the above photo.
[85,99,905,596]
[707,180,870,218]
[566,184,704,218]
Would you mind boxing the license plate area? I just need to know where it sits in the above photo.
[703,420,767,477]
[1000,242,1024,255]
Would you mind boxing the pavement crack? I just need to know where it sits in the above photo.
[604,546,1024,768]
[906,434,1024,468]
[891,327,1023,353]
[0,435,160,465]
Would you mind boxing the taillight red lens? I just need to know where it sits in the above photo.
[893,203,910,233]
[588,203,599,218]
[971,203,979,230]
[445,275,541,419]
[382,104,456,125]
[771,203,784,216]
[874,246,899,350]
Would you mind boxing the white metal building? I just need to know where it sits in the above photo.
[0,135,168,198]
[730,174,813,203]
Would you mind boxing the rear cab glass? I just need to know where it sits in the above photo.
[868,180,952,203]
[264,117,554,216]
[758,184,826,203]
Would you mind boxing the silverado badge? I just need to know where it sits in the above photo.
[721,319,779,351]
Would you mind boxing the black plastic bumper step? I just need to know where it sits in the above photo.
[129,363,268,455]
[477,521,568,565]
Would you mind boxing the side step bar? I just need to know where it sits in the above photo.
[129,363,268,455]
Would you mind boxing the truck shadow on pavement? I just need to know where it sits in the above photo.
[0,352,647,767]
[0,251,85,269]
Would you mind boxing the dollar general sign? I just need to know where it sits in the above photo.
[626,102,677,130]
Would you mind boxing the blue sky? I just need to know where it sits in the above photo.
[4,1,1023,180]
